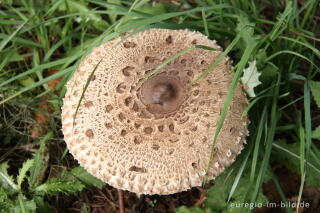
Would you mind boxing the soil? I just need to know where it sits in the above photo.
[48,185,206,213]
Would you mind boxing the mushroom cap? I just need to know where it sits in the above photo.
[61,29,249,195]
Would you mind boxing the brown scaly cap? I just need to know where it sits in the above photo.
[61,29,249,195]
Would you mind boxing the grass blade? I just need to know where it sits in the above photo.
[205,40,258,181]
[72,59,102,125]
[0,19,29,52]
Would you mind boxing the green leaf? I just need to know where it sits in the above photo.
[272,140,320,187]
[312,126,320,139]
[205,157,272,212]
[0,187,15,212]
[18,77,35,87]
[0,188,36,213]
[29,132,53,188]
[34,196,50,213]
[17,159,34,190]
[35,180,85,195]
[69,166,105,188]
[0,162,18,191]
[260,63,278,84]
[176,206,208,213]
[44,166,105,192]
[16,193,36,213]
[256,49,279,84]
[240,60,262,97]
[205,173,229,211]
[236,14,255,48]
[309,80,320,108]
[82,203,90,213]
[23,199,37,212]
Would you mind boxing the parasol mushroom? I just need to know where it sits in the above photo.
[61,29,249,195]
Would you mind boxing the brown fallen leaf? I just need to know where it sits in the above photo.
[30,70,62,138]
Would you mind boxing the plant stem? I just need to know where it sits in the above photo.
[117,189,124,213]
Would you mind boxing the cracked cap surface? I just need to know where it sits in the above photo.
[61,28,249,195]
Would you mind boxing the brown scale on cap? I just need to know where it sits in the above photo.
[61,29,249,195]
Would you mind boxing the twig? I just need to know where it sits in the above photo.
[117,189,124,213]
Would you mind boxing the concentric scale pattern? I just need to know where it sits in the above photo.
[61,29,249,195]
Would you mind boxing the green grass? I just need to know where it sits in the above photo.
[0,0,320,212]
